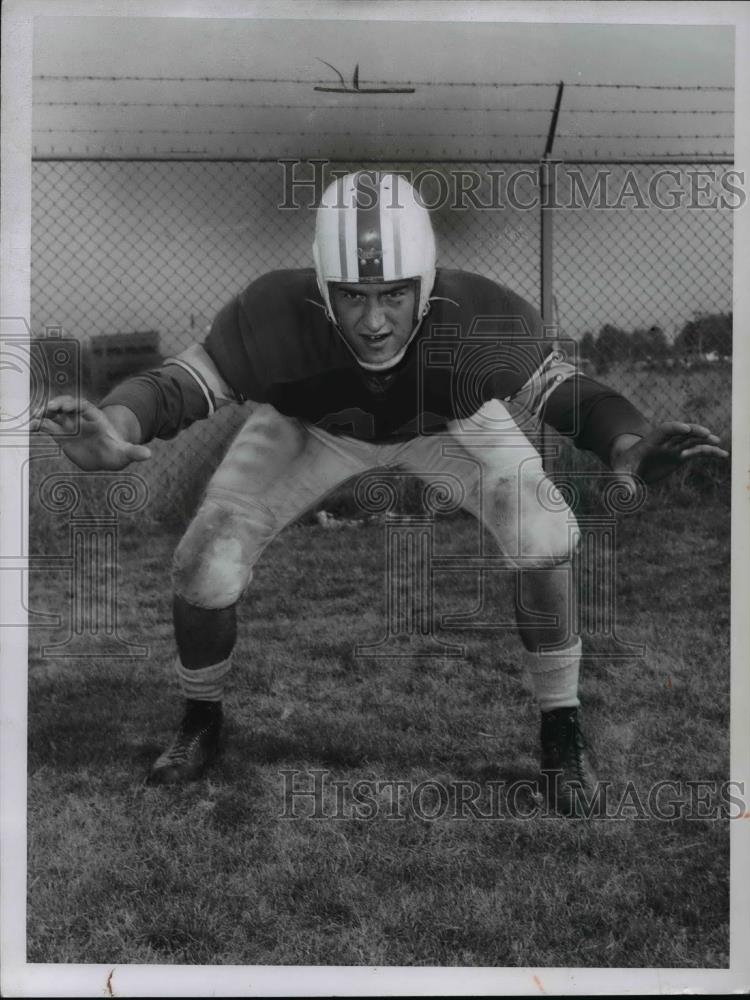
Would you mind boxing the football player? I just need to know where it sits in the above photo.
[34,171,727,815]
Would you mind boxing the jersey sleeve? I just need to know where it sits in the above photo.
[542,374,652,464]
[506,338,653,466]
[97,270,314,440]
[99,342,237,441]
[475,283,652,464]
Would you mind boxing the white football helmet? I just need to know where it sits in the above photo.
[312,171,437,369]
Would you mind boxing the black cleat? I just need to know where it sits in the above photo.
[147,699,223,785]
[540,706,598,817]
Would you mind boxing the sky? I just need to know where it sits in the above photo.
[32,15,734,161]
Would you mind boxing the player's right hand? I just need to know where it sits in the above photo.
[30,395,152,470]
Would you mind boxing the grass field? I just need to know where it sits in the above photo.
[26,478,731,967]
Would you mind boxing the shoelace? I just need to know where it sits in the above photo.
[545,717,587,777]
[158,718,216,766]
[569,723,587,780]
[555,718,588,782]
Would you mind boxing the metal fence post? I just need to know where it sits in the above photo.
[539,83,564,467]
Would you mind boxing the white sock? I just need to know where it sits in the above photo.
[522,638,582,712]
[174,657,232,702]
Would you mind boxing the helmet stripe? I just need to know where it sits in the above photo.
[336,175,348,281]
[355,172,384,280]
[391,179,403,277]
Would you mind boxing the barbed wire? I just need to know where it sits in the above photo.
[37,100,554,112]
[560,133,732,140]
[32,127,733,142]
[33,127,553,138]
[564,83,731,91]
[34,75,733,91]
[34,75,341,84]
[34,99,734,116]
[567,109,732,116]
[562,151,734,159]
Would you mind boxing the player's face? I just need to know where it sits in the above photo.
[330,280,416,365]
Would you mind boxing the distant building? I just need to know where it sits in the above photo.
[83,330,162,398]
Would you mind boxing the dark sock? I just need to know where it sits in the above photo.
[173,594,237,669]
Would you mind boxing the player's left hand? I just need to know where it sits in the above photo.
[611,422,729,494]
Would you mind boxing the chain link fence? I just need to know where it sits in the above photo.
[552,163,732,441]
[30,159,733,520]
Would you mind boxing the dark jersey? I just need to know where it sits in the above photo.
[101,268,651,463]
[204,268,553,436]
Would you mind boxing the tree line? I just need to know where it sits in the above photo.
[579,311,732,365]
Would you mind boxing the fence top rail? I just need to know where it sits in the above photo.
[31,156,736,165]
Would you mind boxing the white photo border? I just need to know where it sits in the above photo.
[2,1,748,995]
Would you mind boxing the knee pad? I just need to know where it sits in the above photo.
[521,492,579,567]
[172,495,277,609]
[482,472,579,569]
[522,474,580,567]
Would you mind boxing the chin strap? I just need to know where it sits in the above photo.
[427,295,460,309]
